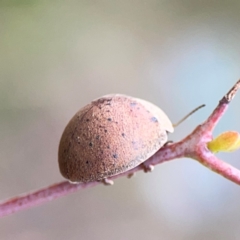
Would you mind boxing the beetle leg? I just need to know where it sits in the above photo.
[101,178,114,186]
[163,140,174,146]
[142,164,154,173]
[68,180,80,184]
[127,172,136,178]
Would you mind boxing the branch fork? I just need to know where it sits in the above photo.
[1,80,240,218]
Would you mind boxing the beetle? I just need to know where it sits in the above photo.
[58,94,174,184]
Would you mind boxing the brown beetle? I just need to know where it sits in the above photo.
[58,94,173,183]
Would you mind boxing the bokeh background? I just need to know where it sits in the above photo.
[1,1,240,239]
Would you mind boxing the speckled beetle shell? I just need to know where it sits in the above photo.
[58,94,174,183]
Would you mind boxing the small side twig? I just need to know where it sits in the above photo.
[0,80,240,218]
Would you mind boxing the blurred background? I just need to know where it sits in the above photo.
[1,0,240,239]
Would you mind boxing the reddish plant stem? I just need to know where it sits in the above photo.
[0,181,98,218]
[0,80,240,218]
[0,145,181,218]
[203,103,228,133]
[194,145,240,184]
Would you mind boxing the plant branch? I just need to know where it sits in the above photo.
[0,80,240,218]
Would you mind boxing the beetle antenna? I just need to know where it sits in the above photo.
[173,104,206,127]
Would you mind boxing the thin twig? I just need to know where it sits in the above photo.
[0,80,240,218]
